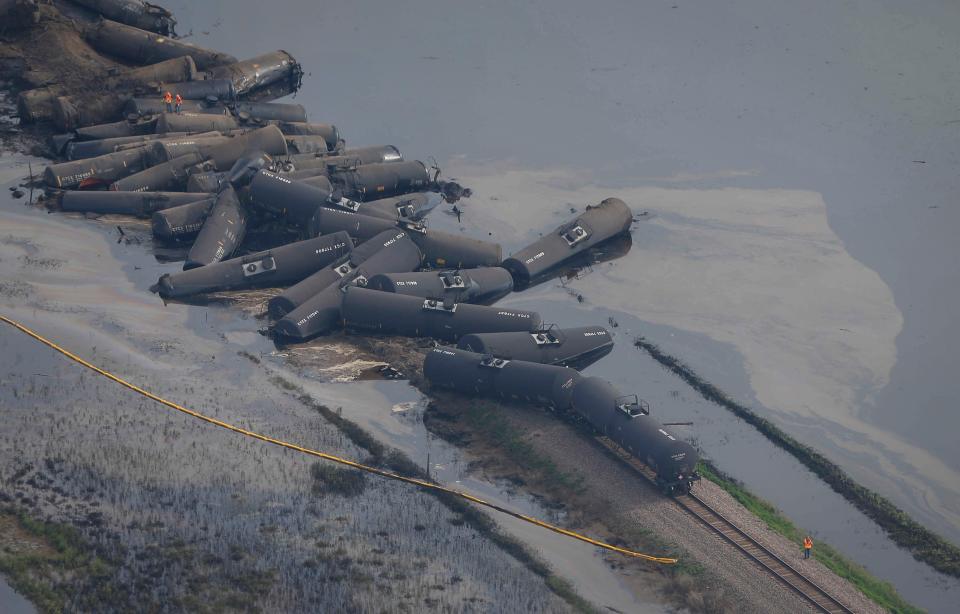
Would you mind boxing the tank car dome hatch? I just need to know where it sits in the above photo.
[570,376,700,494]
[341,288,540,342]
[457,326,614,369]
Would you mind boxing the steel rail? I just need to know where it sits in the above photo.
[596,436,854,613]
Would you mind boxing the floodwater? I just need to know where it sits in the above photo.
[275,375,668,613]
[165,0,960,608]
[0,150,643,611]
[164,0,960,546]
[0,577,35,614]
[3,0,959,610]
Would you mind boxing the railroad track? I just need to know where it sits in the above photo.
[596,437,854,614]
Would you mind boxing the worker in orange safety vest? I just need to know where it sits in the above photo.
[175,93,183,114]
[803,535,813,559]
[163,91,173,114]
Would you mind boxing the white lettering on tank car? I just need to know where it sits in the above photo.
[315,242,347,255]
[497,311,531,318]
[381,231,406,248]
[524,251,545,265]
[266,171,292,185]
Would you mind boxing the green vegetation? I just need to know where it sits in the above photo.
[265,373,596,612]
[699,462,922,614]
[454,398,587,493]
[635,336,960,579]
[310,462,367,497]
[0,510,118,613]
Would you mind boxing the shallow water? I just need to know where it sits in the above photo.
[280,376,668,613]
[0,577,35,614]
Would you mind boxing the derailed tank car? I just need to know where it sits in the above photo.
[423,347,581,409]
[340,288,541,342]
[156,232,352,298]
[457,326,614,369]
[502,197,633,287]
[367,268,513,305]
[570,377,700,494]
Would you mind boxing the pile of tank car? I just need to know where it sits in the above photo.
[29,0,700,494]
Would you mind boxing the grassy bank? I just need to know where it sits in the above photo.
[634,336,960,579]
[699,462,921,613]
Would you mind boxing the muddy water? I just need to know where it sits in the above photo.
[0,577,34,614]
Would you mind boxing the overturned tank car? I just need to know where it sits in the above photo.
[156,232,353,298]
[502,197,633,287]
[570,377,700,494]
[340,287,541,342]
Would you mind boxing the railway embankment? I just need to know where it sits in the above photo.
[634,335,960,579]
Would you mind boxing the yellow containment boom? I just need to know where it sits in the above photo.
[0,314,677,566]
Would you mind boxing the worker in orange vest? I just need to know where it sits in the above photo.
[803,535,813,559]
[175,93,183,114]
[163,91,173,114]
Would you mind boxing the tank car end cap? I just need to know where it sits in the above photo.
[267,295,298,319]
[156,274,175,298]
[271,318,306,341]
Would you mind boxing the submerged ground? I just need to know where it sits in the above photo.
[167,0,960,545]
[2,0,960,612]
